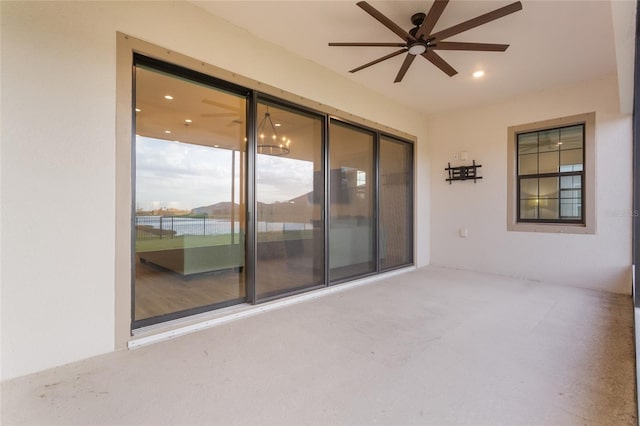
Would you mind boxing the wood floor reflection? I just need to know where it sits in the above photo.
[134,257,245,321]
[134,255,322,321]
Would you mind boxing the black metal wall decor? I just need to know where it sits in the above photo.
[445,160,482,184]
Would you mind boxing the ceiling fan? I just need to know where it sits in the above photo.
[201,98,244,126]
[329,0,522,82]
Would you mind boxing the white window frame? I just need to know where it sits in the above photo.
[507,112,596,234]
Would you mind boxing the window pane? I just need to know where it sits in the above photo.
[538,129,560,153]
[560,175,582,190]
[520,178,538,199]
[560,125,583,150]
[518,154,537,175]
[560,175,582,220]
[539,177,559,199]
[380,136,413,270]
[518,132,538,155]
[539,199,560,219]
[560,198,582,219]
[134,65,246,324]
[520,200,538,219]
[560,149,583,172]
[255,102,324,299]
[560,189,580,199]
[329,121,375,281]
[538,151,559,173]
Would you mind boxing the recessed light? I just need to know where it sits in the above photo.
[165,130,171,134]
[185,119,192,123]
[135,108,141,112]
[214,144,220,148]
[472,70,485,78]
[274,123,282,127]
[164,95,173,100]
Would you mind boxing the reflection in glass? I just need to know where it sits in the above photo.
[517,124,584,223]
[329,121,375,281]
[538,129,559,152]
[520,178,538,199]
[518,154,537,175]
[518,132,538,154]
[561,175,582,191]
[560,125,583,150]
[539,199,560,220]
[520,200,537,219]
[380,137,413,269]
[538,151,559,174]
[560,149,583,171]
[134,65,246,325]
[255,101,324,299]
[560,175,582,219]
[538,177,559,199]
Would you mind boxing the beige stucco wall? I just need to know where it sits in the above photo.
[428,73,632,294]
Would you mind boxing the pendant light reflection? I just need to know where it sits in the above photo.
[257,106,291,156]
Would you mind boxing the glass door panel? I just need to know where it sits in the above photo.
[379,136,413,269]
[329,121,375,281]
[255,101,324,300]
[134,63,246,326]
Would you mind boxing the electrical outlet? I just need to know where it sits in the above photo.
[460,151,468,161]
[453,153,460,161]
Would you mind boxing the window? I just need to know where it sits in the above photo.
[517,125,584,222]
[356,170,367,187]
[507,112,596,234]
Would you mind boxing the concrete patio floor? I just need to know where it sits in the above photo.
[1,266,636,425]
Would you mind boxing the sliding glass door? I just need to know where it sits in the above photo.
[254,100,325,300]
[133,58,248,327]
[329,120,376,282]
[131,55,414,329]
[380,136,413,269]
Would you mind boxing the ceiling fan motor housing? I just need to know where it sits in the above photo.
[411,12,427,28]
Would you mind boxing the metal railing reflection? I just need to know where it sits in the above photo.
[135,216,312,241]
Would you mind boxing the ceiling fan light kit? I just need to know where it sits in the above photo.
[408,43,427,56]
[329,0,523,83]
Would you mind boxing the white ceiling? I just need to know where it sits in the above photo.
[193,0,624,115]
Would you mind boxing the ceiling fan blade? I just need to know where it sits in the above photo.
[394,54,416,83]
[349,48,407,73]
[421,50,458,76]
[430,1,522,42]
[201,99,240,111]
[432,41,509,51]
[357,1,415,41]
[329,42,407,47]
[415,0,449,39]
